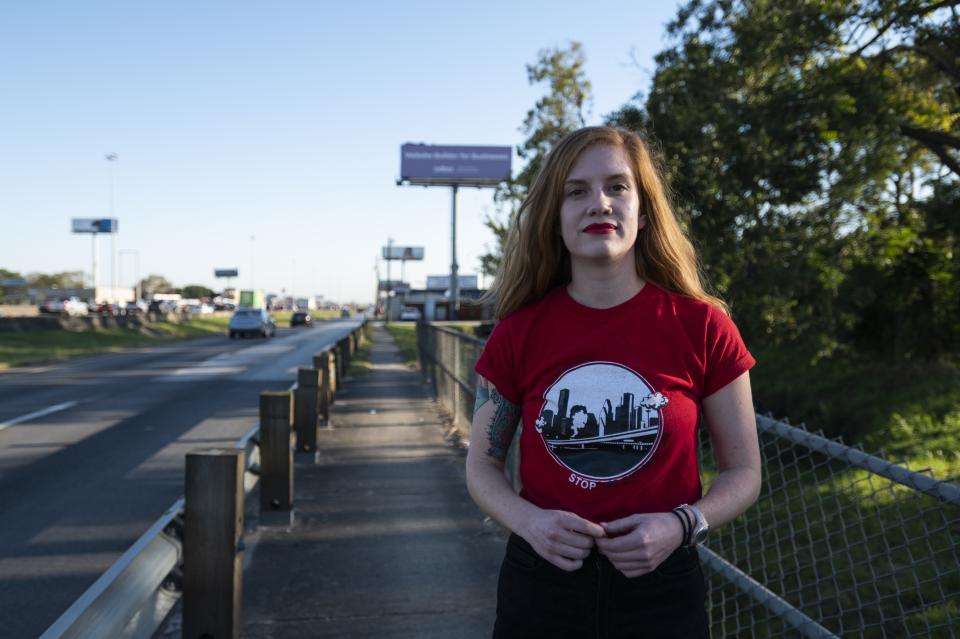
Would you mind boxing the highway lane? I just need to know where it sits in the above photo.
[0,319,362,637]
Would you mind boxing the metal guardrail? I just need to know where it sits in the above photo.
[40,322,366,639]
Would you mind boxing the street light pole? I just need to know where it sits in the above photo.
[249,235,256,290]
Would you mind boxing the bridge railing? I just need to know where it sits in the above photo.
[40,321,367,639]
[416,321,960,638]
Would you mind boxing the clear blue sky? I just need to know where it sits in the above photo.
[1,1,681,304]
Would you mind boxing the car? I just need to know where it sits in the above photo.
[399,306,421,321]
[48,297,90,317]
[229,308,276,338]
[123,300,148,315]
[95,302,122,315]
[38,299,65,314]
[340,308,350,318]
[290,311,313,328]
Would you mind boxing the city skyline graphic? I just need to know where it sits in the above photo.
[535,362,668,480]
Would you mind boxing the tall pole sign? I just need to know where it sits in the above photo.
[215,268,239,296]
[398,144,510,320]
[72,218,118,296]
[381,243,424,322]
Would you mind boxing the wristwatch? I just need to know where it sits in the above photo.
[680,504,709,546]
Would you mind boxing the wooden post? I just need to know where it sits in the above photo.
[294,368,320,452]
[314,351,330,421]
[339,338,350,375]
[183,448,244,639]
[259,391,293,512]
[329,349,338,399]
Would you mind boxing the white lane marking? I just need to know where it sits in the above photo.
[0,400,79,433]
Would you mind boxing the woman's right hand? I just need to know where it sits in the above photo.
[519,508,606,571]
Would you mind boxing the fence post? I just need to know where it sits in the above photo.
[183,448,244,639]
[259,391,293,512]
[294,368,320,452]
[452,331,461,425]
[314,351,330,421]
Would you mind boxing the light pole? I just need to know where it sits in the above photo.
[249,235,256,290]
[385,237,393,323]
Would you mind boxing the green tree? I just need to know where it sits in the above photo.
[480,41,592,277]
[181,284,214,299]
[26,271,86,289]
[607,0,959,362]
[139,274,175,298]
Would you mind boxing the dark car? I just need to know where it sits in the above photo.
[290,311,313,328]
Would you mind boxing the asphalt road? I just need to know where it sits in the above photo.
[0,319,362,638]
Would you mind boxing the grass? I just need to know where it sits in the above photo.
[750,344,960,464]
[0,316,231,370]
[700,436,959,637]
[384,322,418,366]
[346,322,374,376]
[0,309,357,370]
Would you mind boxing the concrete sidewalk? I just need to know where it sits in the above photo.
[241,324,505,638]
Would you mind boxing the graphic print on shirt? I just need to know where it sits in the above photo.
[534,362,668,481]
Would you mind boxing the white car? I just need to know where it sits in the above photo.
[229,308,276,338]
[399,307,421,321]
[63,297,89,317]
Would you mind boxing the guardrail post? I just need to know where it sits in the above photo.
[294,368,321,452]
[339,338,350,374]
[183,448,244,639]
[259,391,293,512]
[329,349,338,398]
[314,351,331,421]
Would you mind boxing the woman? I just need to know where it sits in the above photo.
[466,126,761,638]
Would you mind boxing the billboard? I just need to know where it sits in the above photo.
[400,144,511,186]
[214,268,239,278]
[239,289,265,308]
[72,218,118,233]
[378,280,408,292]
[426,275,479,291]
[382,246,424,260]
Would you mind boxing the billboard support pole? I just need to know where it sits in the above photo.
[450,184,459,321]
[386,237,393,324]
[92,232,99,293]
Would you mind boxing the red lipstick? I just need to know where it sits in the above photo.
[583,223,617,234]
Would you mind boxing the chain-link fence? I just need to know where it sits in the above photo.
[417,322,960,638]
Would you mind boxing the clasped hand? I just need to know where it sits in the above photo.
[521,509,684,577]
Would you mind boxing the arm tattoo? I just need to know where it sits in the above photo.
[474,383,490,414]
[486,386,521,462]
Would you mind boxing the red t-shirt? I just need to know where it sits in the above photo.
[474,282,755,524]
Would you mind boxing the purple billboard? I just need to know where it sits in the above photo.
[400,144,511,186]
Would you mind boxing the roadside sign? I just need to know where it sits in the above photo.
[399,144,511,186]
[427,275,478,290]
[215,268,239,278]
[382,246,424,260]
[71,218,118,233]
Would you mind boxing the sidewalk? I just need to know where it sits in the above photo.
[241,324,506,638]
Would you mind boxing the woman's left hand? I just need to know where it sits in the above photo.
[595,512,685,578]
